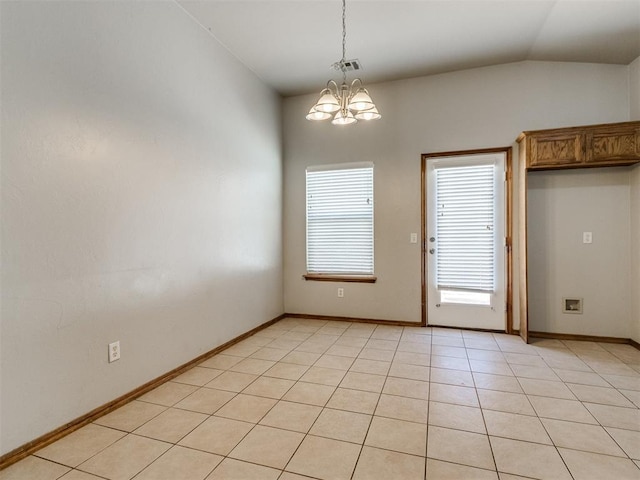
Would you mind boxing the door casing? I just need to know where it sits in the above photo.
[421,147,513,332]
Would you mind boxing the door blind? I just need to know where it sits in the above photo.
[306,164,374,275]
[435,164,495,292]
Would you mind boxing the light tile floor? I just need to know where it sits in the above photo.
[2,318,640,480]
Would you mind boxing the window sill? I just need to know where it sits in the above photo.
[303,274,377,283]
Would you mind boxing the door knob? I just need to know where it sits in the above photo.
[429,248,435,254]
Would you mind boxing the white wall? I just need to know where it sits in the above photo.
[527,168,632,337]
[283,61,629,324]
[0,1,282,455]
[630,56,640,120]
[631,165,640,343]
[630,57,640,343]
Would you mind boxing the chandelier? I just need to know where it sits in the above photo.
[306,0,381,125]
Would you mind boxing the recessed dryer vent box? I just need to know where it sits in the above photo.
[563,298,583,314]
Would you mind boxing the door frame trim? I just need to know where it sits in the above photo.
[421,147,513,332]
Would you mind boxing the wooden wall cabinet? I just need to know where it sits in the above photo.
[516,121,640,344]
[519,122,640,171]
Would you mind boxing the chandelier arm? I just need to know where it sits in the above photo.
[350,78,362,90]
[326,80,340,96]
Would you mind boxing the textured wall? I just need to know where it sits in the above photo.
[0,1,283,454]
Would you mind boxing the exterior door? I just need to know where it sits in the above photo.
[425,152,507,330]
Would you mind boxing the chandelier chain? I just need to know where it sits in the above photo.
[341,0,347,84]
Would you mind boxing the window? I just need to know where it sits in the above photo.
[305,163,375,281]
[435,163,495,303]
[440,289,492,306]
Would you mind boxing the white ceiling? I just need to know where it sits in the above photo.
[178,0,640,97]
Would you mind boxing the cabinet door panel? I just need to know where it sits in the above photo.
[529,134,583,168]
[586,126,640,163]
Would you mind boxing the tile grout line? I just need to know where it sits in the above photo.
[514,345,577,479]
[472,332,501,476]
[222,319,330,477]
[422,330,434,478]
[281,323,374,479]
[225,322,334,475]
[346,325,397,480]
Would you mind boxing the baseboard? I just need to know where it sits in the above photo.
[284,312,423,327]
[529,330,630,343]
[0,313,286,471]
[528,330,640,350]
[427,323,504,334]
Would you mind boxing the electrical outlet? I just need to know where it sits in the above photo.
[108,341,121,363]
[410,233,418,244]
[337,288,344,298]
[583,232,592,244]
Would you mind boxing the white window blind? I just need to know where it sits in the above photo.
[306,164,374,275]
[435,164,495,293]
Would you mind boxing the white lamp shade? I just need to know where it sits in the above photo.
[315,92,340,113]
[331,110,357,125]
[306,107,332,121]
[355,106,381,121]
[348,89,374,111]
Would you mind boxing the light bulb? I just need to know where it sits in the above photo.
[348,88,374,111]
[306,107,332,121]
[332,110,357,125]
[315,91,340,113]
[355,106,381,121]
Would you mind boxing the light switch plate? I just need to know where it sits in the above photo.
[583,232,592,244]
[410,233,418,244]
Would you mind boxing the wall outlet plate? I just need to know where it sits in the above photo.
[108,341,121,363]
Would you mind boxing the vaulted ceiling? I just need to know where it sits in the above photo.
[179,0,640,97]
